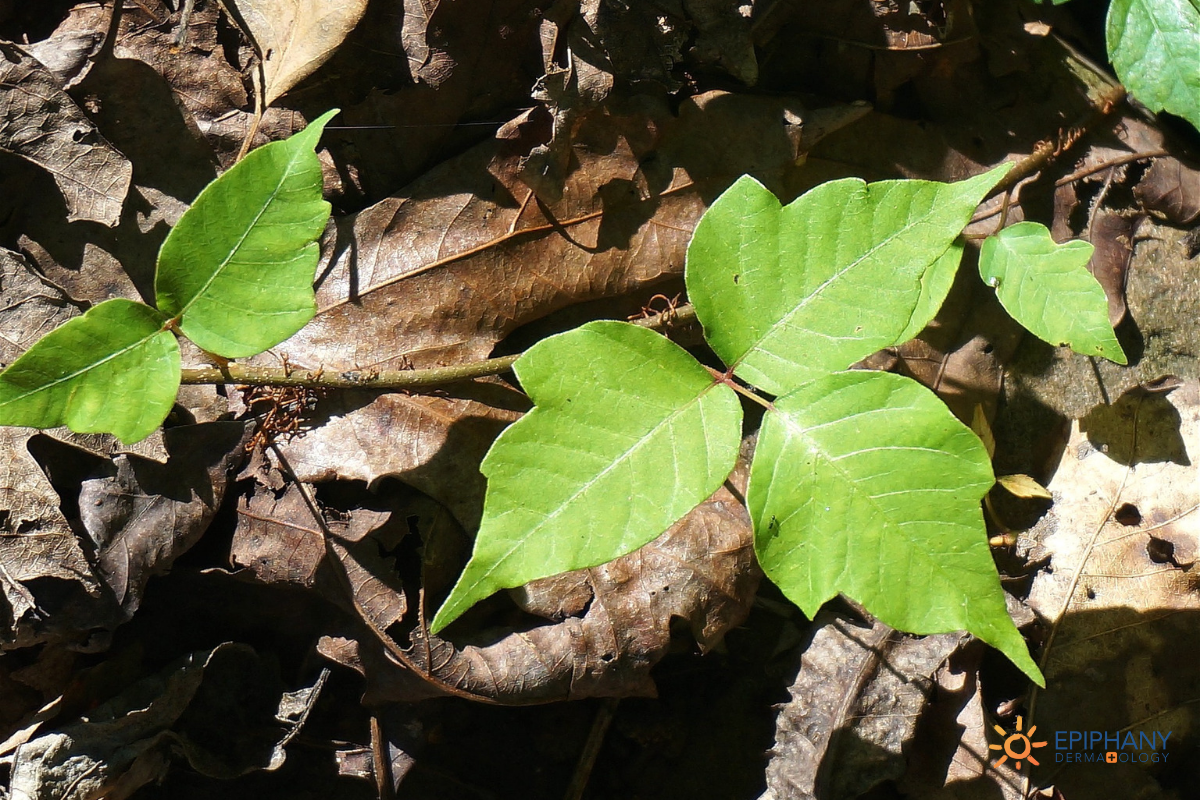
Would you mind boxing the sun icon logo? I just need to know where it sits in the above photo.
[990,716,1048,770]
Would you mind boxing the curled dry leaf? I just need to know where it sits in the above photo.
[53,422,251,624]
[1023,381,1200,797]
[320,485,759,704]
[760,612,969,800]
[0,42,131,227]
[222,0,370,108]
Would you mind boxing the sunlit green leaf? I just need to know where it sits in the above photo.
[155,110,337,358]
[979,221,1126,364]
[685,165,1009,396]
[0,299,179,444]
[431,321,742,633]
[1108,0,1200,132]
[748,370,1042,684]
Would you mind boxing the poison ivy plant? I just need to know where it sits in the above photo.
[980,221,1127,363]
[0,111,336,443]
[1,107,1131,684]
[430,163,1129,684]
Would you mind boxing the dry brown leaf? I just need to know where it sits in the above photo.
[760,612,969,800]
[1135,155,1200,224]
[1021,381,1200,796]
[232,483,326,588]
[0,250,104,647]
[275,384,526,530]
[8,642,292,799]
[321,485,759,704]
[0,41,131,226]
[223,0,369,108]
[73,422,251,622]
[899,643,1026,800]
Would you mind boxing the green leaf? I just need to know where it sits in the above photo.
[747,370,1042,684]
[155,110,337,358]
[0,299,180,444]
[430,321,742,633]
[1108,0,1200,132]
[979,221,1126,364]
[685,165,1010,396]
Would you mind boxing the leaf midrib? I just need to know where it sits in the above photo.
[0,329,164,411]
[472,379,728,588]
[773,407,987,613]
[732,199,940,373]
[173,146,305,323]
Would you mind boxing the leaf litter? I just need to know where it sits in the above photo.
[0,0,1199,797]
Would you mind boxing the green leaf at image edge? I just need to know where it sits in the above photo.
[155,109,337,358]
[748,370,1043,684]
[1108,0,1200,132]
[980,221,1126,364]
[685,164,1010,397]
[0,299,180,444]
[430,321,743,634]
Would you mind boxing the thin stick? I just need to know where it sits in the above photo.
[563,698,619,800]
[180,304,699,391]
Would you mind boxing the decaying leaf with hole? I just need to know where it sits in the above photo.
[1023,380,1200,797]
[0,42,131,226]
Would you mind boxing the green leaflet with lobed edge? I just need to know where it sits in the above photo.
[155,110,337,358]
[748,370,1043,684]
[979,221,1126,364]
[0,299,180,444]
[430,321,742,634]
[1107,0,1200,133]
[685,164,1010,397]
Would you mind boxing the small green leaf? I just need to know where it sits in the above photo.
[685,164,1010,396]
[979,222,1126,364]
[748,370,1042,684]
[155,110,337,358]
[0,299,180,443]
[1108,0,1200,132]
[431,321,742,633]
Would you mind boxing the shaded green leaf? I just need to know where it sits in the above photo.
[431,321,742,633]
[747,370,1042,683]
[0,299,179,443]
[685,165,1009,396]
[979,221,1126,364]
[1108,0,1200,132]
[155,110,337,358]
